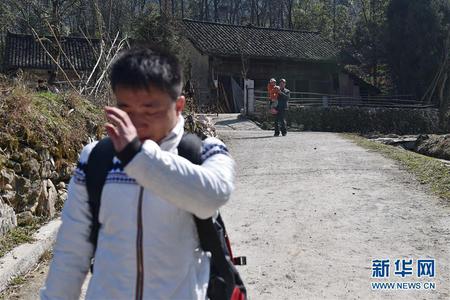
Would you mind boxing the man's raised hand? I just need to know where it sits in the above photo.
[104,106,138,152]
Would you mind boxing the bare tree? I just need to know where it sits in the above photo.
[213,0,219,22]
[3,0,84,83]
[250,0,255,24]
[4,0,80,34]
[181,0,185,18]
[172,0,176,16]
[279,2,284,28]
[285,0,294,29]
[84,0,105,46]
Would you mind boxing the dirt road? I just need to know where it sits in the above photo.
[4,115,449,299]
[216,115,449,299]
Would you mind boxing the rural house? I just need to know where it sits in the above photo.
[2,31,99,83]
[182,19,377,112]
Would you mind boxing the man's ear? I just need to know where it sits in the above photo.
[175,95,186,116]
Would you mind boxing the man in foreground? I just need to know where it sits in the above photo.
[40,48,235,299]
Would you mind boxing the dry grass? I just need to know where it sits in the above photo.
[0,223,40,257]
[0,80,104,163]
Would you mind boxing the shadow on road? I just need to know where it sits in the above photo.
[233,135,275,140]
[214,119,242,126]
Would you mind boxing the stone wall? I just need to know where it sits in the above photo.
[0,144,73,234]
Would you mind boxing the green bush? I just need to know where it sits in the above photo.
[253,106,441,134]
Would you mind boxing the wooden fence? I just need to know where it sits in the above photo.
[254,90,435,109]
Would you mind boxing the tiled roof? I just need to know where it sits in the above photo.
[3,31,100,71]
[182,19,338,62]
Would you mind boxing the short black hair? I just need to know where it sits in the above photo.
[110,48,182,100]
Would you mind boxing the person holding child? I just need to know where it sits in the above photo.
[267,78,279,115]
[274,78,289,136]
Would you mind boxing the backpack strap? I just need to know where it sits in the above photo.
[179,134,238,299]
[85,138,115,252]
[177,133,203,165]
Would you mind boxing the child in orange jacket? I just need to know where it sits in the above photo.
[267,78,279,114]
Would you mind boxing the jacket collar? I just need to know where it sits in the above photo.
[159,115,185,152]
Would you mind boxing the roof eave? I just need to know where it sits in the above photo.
[206,52,338,64]
[180,33,207,56]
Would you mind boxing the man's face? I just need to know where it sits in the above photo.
[280,81,286,89]
[113,86,185,144]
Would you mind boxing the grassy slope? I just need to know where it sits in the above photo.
[0,87,104,163]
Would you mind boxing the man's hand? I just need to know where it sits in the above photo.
[104,106,138,152]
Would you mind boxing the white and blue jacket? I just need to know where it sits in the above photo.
[40,115,235,300]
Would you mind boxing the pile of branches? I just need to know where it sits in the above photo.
[29,21,129,106]
[183,97,217,139]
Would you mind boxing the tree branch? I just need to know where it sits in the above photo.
[31,28,78,92]
[45,19,81,81]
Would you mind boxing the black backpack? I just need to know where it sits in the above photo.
[85,134,247,300]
